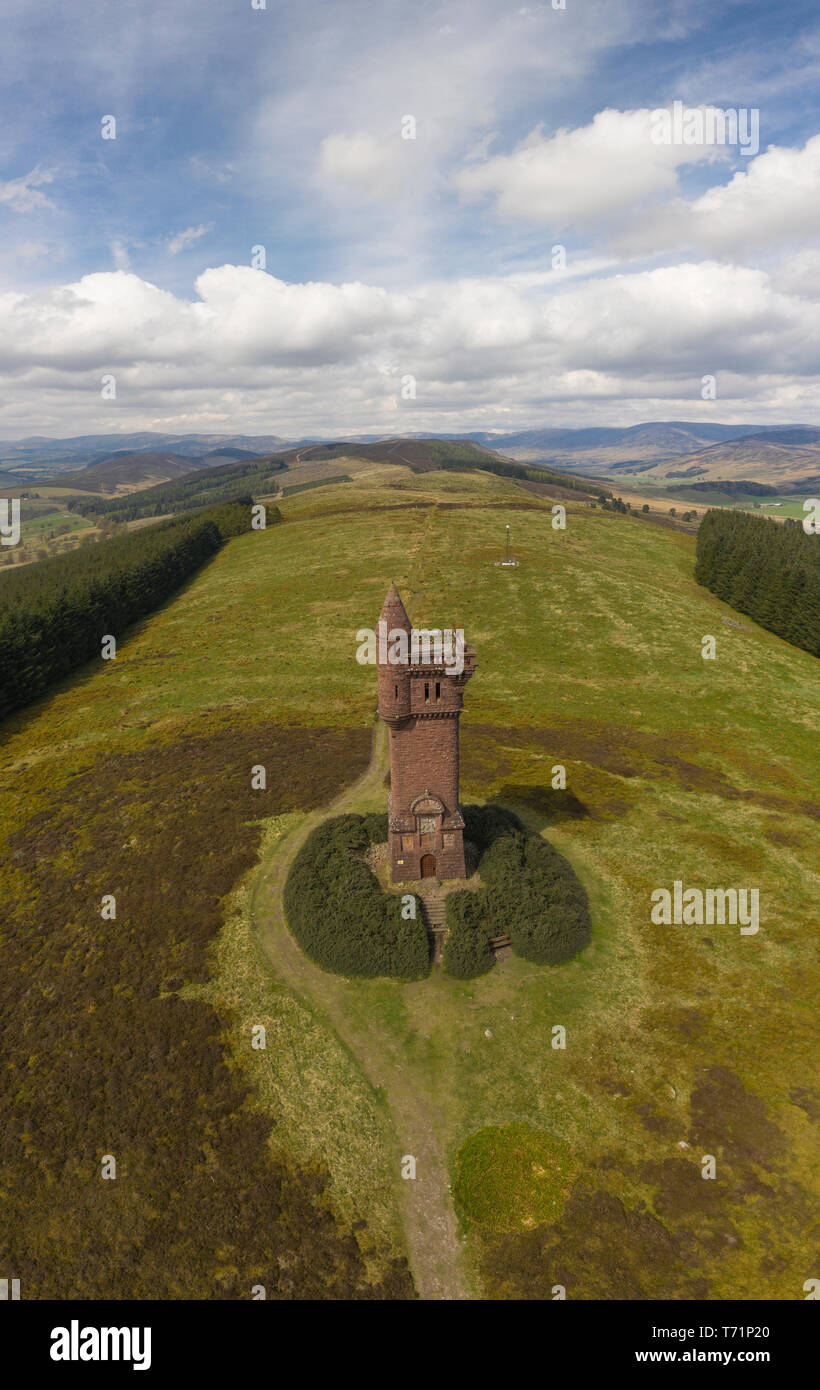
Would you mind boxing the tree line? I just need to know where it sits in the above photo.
[695,508,820,658]
[0,499,266,720]
[67,455,289,522]
[440,450,602,495]
[686,479,776,497]
[281,473,352,497]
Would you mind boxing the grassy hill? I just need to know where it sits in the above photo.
[1,458,817,1300]
[32,436,517,498]
[54,450,215,493]
[638,430,820,486]
[291,436,508,473]
[463,422,820,492]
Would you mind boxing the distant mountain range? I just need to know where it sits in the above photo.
[0,432,290,477]
[2,422,819,491]
[466,421,756,455]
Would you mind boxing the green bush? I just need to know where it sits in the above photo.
[448,807,591,974]
[478,830,592,964]
[442,890,496,979]
[463,804,522,854]
[283,814,429,980]
[359,811,389,842]
[284,807,588,983]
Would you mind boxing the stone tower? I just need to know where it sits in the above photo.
[377,583,476,882]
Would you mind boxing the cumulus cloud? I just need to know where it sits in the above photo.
[618,134,820,256]
[771,248,820,300]
[3,4,818,437]
[455,109,725,228]
[453,113,820,264]
[0,259,818,437]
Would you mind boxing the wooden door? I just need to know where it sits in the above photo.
[420,854,437,879]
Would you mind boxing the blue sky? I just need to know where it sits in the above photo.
[1,0,820,437]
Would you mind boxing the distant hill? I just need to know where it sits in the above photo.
[8,422,820,491]
[465,422,774,471]
[0,432,290,476]
[55,452,213,494]
[637,433,820,486]
[69,453,291,521]
[200,447,261,462]
[295,437,501,473]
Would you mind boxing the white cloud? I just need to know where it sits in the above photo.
[111,239,131,272]
[167,223,213,255]
[617,134,820,256]
[682,134,820,248]
[0,165,55,213]
[0,258,819,436]
[257,0,660,222]
[454,114,820,264]
[771,248,820,300]
[455,110,725,228]
[318,132,412,201]
[15,241,52,261]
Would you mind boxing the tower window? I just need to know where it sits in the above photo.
[435,682,440,701]
[424,681,429,701]
[395,684,398,698]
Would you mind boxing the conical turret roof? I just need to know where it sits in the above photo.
[380,581,411,633]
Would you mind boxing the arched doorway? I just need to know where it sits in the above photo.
[420,854,437,879]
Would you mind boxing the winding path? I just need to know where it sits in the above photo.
[248,717,469,1300]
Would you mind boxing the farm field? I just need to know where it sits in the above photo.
[1,462,817,1299]
[737,498,810,521]
[601,474,818,525]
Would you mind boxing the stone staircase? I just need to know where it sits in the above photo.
[417,887,448,966]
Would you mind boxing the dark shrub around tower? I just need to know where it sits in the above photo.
[442,889,496,979]
[479,830,592,965]
[462,804,523,853]
[284,814,429,980]
[443,806,591,978]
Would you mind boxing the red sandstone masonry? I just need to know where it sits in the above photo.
[376,583,475,882]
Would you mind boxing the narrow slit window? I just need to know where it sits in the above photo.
[424,681,429,701]
[435,681,440,701]
[394,684,398,698]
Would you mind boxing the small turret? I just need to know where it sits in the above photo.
[377,582,411,722]
[379,582,411,636]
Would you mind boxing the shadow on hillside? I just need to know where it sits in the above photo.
[489,783,591,833]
